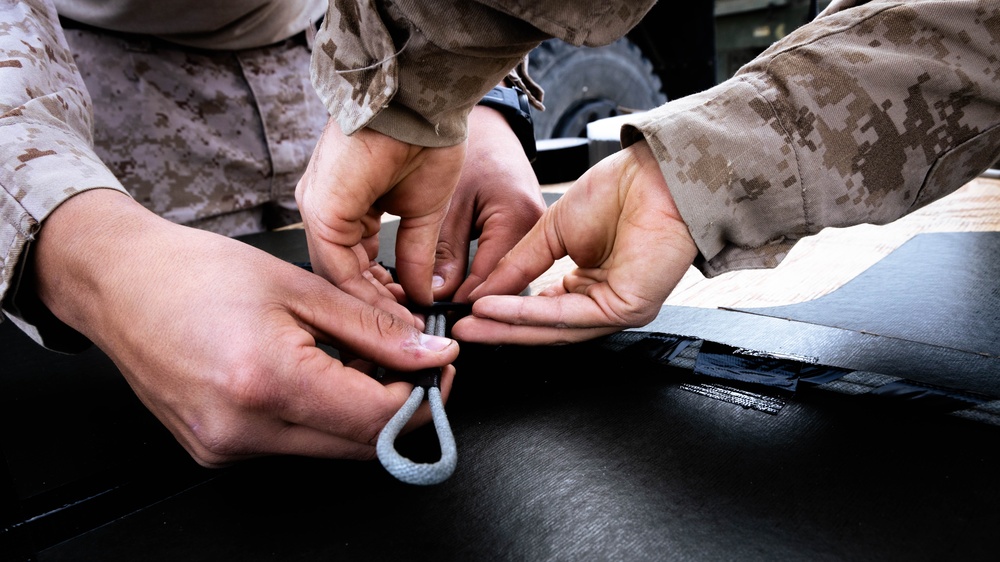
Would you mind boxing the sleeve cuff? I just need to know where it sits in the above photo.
[310,0,539,147]
[2,236,92,354]
[621,78,810,277]
[1,127,128,351]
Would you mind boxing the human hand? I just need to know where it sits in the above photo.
[295,120,466,309]
[452,140,698,345]
[33,190,458,467]
[433,105,546,302]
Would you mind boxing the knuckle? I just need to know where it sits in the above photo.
[363,306,407,340]
[188,417,248,463]
[435,239,461,262]
[343,399,395,448]
[611,297,660,328]
[513,196,546,221]
[462,271,486,288]
[358,416,390,448]
[189,447,236,469]
[185,363,287,462]
[352,447,379,462]
[330,442,379,462]
[224,362,284,412]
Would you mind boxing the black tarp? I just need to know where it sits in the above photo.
[2,229,998,561]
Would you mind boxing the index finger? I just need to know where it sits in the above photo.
[453,293,623,345]
[306,238,415,324]
[279,346,457,447]
[393,211,448,307]
[453,210,535,302]
[467,212,566,301]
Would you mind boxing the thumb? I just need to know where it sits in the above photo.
[432,206,473,302]
[291,274,459,370]
[393,210,449,307]
[468,210,565,301]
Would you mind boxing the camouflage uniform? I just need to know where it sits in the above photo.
[1,0,326,344]
[311,0,1000,276]
[4,0,1000,344]
[625,0,1000,276]
[63,26,328,236]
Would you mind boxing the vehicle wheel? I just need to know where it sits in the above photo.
[527,38,667,140]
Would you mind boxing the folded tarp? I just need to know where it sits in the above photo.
[3,229,998,561]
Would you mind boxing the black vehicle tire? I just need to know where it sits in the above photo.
[527,38,667,140]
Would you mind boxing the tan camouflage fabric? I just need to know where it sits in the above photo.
[310,0,657,147]
[622,0,1000,276]
[4,0,1000,344]
[64,26,328,236]
[1,0,129,343]
[52,0,325,51]
[1,0,327,346]
[316,0,1000,277]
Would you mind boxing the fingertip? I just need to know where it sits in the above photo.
[450,273,485,303]
[449,314,510,345]
[396,329,460,366]
[381,378,417,404]
[438,364,457,402]
[418,332,455,352]
[385,282,409,308]
[410,288,434,308]
[430,265,465,302]
[465,276,495,302]
[449,316,474,341]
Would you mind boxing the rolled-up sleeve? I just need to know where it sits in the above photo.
[1,0,128,349]
[623,0,1000,277]
[311,0,655,147]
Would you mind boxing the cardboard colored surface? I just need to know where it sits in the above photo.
[733,232,1000,359]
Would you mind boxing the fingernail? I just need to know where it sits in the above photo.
[419,332,454,351]
[432,275,445,289]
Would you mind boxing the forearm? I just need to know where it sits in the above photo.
[624,0,1000,276]
[31,190,162,344]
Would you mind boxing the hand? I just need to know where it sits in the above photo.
[452,140,698,345]
[33,190,459,467]
[433,105,546,302]
[295,120,466,309]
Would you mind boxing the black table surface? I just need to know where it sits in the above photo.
[3,230,998,561]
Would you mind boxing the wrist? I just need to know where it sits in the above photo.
[630,140,698,258]
[477,86,536,162]
[32,189,165,335]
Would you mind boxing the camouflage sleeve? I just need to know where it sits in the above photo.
[623,0,1000,277]
[310,0,654,147]
[1,0,128,348]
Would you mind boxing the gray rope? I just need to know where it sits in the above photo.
[376,313,458,485]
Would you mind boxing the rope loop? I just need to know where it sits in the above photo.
[376,312,458,485]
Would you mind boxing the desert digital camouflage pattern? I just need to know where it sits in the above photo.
[64,27,327,236]
[3,0,1000,345]
[315,0,1000,277]
[0,0,129,342]
[310,0,657,147]
[0,0,326,344]
[623,0,1000,276]
[52,0,324,51]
